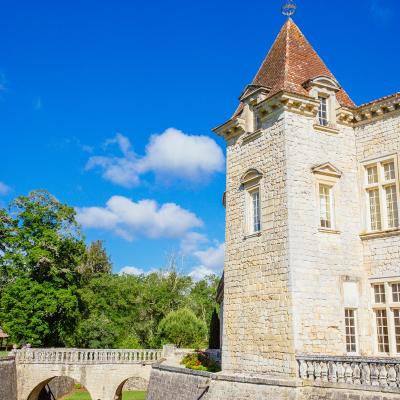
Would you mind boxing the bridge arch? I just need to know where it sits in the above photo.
[26,376,94,400]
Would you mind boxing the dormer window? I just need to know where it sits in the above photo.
[318,96,329,126]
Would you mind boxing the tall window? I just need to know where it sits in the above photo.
[344,309,357,353]
[249,189,261,233]
[318,96,328,126]
[319,184,333,228]
[364,158,400,232]
[372,282,400,355]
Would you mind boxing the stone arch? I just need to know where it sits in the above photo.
[111,368,151,400]
[26,376,93,400]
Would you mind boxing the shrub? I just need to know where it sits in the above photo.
[158,308,207,348]
[181,351,221,372]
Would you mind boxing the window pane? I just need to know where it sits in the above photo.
[368,189,382,230]
[345,309,357,353]
[252,190,261,233]
[385,185,399,228]
[392,283,400,303]
[367,166,378,184]
[374,284,386,303]
[394,309,400,353]
[319,184,332,228]
[375,309,389,353]
[318,97,328,126]
[384,162,396,181]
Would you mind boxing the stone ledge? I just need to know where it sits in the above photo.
[152,363,214,378]
[360,228,400,240]
[309,381,400,395]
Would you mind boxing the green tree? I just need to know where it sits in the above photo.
[1,190,85,285]
[0,277,80,346]
[79,240,112,280]
[158,308,207,348]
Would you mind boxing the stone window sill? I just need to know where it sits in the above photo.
[243,232,262,240]
[360,228,400,240]
[313,124,339,135]
[318,228,341,234]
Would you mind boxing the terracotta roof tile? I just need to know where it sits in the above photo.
[234,19,355,117]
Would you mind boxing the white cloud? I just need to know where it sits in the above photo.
[76,195,203,241]
[119,266,147,276]
[0,182,11,196]
[180,232,208,254]
[85,128,224,187]
[189,242,225,281]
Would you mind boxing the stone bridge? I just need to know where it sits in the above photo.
[15,347,163,400]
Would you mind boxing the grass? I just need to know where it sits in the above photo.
[63,390,146,400]
[0,351,9,358]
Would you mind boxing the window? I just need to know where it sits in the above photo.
[255,114,262,131]
[249,188,261,234]
[392,283,400,303]
[319,184,333,228]
[394,309,400,353]
[345,309,357,353]
[364,158,400,232]
[376,309,390,353]
[372,281,400,355]
[374,284,386,303]
[318,96,329,126]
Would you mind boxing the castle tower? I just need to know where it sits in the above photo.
[214,17,400,379]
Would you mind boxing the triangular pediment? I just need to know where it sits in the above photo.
[312,162,342,178]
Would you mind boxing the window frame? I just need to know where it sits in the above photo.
[319,183,335,230]
[344,308,358,354]
[318,95,329,127]
[363,155,400,233]
[371,280,400,356]
[246,186,262,235]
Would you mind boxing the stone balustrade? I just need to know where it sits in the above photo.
[16,348,162,364]
[297,355,400,388]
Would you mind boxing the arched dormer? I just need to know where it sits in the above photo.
[304,75,341,131]
[240,168,263,188]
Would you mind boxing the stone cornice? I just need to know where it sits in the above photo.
[354,92,400,125]
[213,116,246,139]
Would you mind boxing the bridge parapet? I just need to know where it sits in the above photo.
[16,348,162,364]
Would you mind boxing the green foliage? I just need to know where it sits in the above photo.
[0,277,80,346]
[79,240,112,280]
[0,190,220,349]
[181,351,221,372]
[208,308,220,349]
[158,308,207,348]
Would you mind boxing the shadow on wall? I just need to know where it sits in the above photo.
[31,378,89,400]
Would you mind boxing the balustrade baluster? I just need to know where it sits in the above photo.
[361,363,370,385]
[379,365,388,386]
[307,361,315,380]
[321,362,328,382]
[388,365,397,387]
[353,363,361,385]
[371,364,379,386]
[314,362,322,382]
[337,363,345,383]
[345,363,353,384]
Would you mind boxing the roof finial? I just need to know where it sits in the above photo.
[281,0,297,17]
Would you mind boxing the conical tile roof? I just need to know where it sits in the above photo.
[235,19,355,115]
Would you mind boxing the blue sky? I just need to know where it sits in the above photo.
[1,0,399,277]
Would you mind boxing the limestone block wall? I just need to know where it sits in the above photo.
[223,112,296,376]
[355,112,400,279]
[0,357,17,400]
[284,112,368,355]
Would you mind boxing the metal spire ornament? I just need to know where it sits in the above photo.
[281,0,297,17]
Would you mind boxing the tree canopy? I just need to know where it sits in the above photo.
[0,190,220,349]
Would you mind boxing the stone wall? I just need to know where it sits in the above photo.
[0,356,17,400]
[285,112,368,355]
[147,364,400,400]
[223,111,296,376]
[146,365,211,400]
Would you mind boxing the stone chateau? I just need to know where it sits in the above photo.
[209,16,400,398]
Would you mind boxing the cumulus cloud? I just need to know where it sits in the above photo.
[189,242,225,281]
[76,195,203,241]
[119,266,147,276]
[85,128,224,188]
[0,182,11,196]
